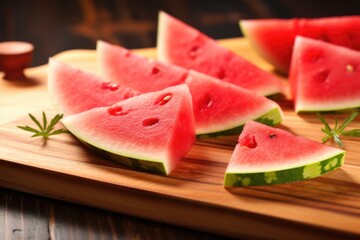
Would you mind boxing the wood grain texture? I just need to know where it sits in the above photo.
[0,188,228,240]
[1,38,360,239]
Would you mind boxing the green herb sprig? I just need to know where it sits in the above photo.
[17,112,70,140]
[317,112,360,148]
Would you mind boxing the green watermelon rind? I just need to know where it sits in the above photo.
[81,140,167,175]
[197,107,283,138]
[224,151,345,187]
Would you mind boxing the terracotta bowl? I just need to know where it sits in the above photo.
[0,41,34,80]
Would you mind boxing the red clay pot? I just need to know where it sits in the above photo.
[0,41,34,80]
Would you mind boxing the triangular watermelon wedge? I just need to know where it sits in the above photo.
[224,121,345,187]
[185,71,283,137]
[157,11,284,97]
[48,59,139,115]
[240,16,360,74]
[290,36,360,112]
[61,84,196,175]
[97,40,188,93]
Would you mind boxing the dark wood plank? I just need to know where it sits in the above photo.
[0,188,232,240]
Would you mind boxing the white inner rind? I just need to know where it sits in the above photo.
[226,148,344,173]
[156,11,169,63]
[296,98,360,112]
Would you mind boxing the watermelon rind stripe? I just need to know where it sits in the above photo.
[81,140,168,175]
[224,152,345,187]
[197,107,283,138]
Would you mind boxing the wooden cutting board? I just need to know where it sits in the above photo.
[1,38,359,239]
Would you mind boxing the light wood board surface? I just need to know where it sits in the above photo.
[1,38,359,239]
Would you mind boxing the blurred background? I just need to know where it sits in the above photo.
[1,0,359,66]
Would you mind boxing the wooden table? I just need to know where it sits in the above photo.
[0,188,233,239]
[1,38,360,239]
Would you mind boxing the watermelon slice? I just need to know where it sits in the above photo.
[240,16,360,74]
[224,121,345,187]
[290,36,360,112]
[97,40,188,93]
[61,84,195,175]
[48,59,139,115]
[157,11,284,97]
[185,70,283,137]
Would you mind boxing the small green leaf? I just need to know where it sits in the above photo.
[17,112,70,141]
[17,125,41,134]
[342,129,360,137]
[321,135,331,144]
[32,132,45,138]
[317,112,359,148]
[333,134,343,148]
[50,129,70,135]
[338,112,359,133]
[29,113,43,131]
[334,118,339,131]
[317,113,331,132]
[47,114,63,132]
[42,111,48,131]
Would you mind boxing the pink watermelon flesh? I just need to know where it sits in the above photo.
[185,70,283,136]
[61,84,196,175]
[48,59,139,116]
[97,40,188,93]
[157,11,284,97]
[290,36,360,112]
[240,16,360,74]
[224,121,345,187]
